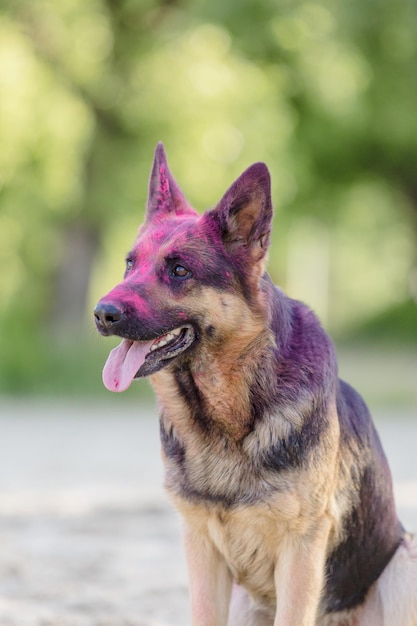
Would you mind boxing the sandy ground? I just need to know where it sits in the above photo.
[0,398,416,626]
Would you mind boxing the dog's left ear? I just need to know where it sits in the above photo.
[146,142,194,220]
[211,162,273,261]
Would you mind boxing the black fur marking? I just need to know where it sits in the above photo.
[323,380,403,613]
[179,482,238,509]
[173,368,214,436]
[260,400,328,473]
[325,467,402,612]
[160,420,186,467]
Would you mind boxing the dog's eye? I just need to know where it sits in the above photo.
[125,258,134,272]
[172,264,192,279]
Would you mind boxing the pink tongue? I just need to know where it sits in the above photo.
[102,338,153,392]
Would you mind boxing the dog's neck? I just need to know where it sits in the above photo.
[151,278,288,442]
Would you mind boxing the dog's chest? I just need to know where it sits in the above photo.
[198,503,284,602]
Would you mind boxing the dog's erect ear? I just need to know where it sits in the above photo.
[212,162,273,261]
[146,142,193,220]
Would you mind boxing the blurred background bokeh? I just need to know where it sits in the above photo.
[0,0,416,403]
[0,3,416,624]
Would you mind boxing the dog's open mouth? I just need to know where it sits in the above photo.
[102,325,195,392]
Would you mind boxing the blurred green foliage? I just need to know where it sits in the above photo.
[0,0,416,395]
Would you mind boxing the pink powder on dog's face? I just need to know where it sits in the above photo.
[101,283,153,317]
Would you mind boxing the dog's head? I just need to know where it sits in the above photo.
[94,143,273,391]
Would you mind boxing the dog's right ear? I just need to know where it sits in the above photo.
[146,143,194,220]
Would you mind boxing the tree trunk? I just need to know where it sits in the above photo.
[48,221,100,340]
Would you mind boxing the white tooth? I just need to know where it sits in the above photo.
[150,330,179,352]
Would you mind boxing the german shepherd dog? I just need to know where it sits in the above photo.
[94,143,417,625]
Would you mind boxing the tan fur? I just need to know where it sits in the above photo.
[151,284,417,625]
[152,293,417,625]
[171,485,336,626]
[152,284,347,625]
[152,288,268,440]
[157,384,341,626]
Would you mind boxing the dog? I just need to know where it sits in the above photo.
[94,143,417,626]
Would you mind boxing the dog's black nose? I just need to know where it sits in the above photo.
[94,302,122,329]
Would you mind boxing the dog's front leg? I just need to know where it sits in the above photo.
[273,517,331,626]
[184,523,233,626]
